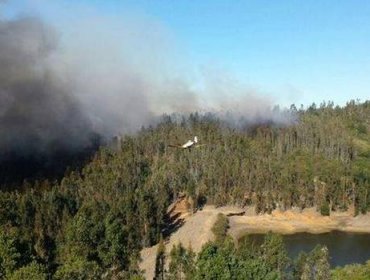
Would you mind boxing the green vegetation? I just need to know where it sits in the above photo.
[0,100,369,278]
[158,230,370,280]
[8,262,47,280]
[294,246,331,280]
[167,243,195,280]
[162,232,329,280]
[332,261,370,280]
[211,214,229,244]
[155,236,166,280]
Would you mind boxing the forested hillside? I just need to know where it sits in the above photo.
[0,100,369,278]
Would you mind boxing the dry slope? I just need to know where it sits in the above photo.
[139,204,243,279]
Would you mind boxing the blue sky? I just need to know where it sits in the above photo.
[2,0,370,107]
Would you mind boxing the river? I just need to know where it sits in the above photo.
[248,231,370,267]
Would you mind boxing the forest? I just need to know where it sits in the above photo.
[0,100,369,279]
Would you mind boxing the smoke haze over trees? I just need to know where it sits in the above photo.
[0,5,295,184]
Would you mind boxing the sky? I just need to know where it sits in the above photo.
[1,0,370,107]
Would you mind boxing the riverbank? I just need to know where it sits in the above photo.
[139,204,370,279]
[228,207,370,239]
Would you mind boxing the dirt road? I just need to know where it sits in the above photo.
[228,207,370,239]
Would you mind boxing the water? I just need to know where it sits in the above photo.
[248,231,370,267]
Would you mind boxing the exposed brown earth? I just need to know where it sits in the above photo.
[139,200,243,279]
[228,207,370,239]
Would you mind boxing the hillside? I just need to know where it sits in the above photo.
[0,100,369,278]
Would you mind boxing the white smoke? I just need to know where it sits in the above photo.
[0,1,295,159]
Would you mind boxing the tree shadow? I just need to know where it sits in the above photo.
[162,212,185,239]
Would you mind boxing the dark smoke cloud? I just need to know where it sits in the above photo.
[0,14,294,154]
[0,17,96,157]
[0,3,296,185]
[0,9,197,165]
[0,11,201,180]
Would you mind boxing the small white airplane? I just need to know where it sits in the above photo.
[182,136,198,148]
[170,136,204,149]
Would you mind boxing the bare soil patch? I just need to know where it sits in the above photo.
[139,200,243,279]
[228,207,370,239]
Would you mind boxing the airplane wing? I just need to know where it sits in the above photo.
[182,140,194,148]
[194,144,206,148]
[168,137,201,149]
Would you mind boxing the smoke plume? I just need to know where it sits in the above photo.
[0,4,295,183]
[0,17,97,157]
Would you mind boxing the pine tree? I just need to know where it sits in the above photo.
[8,262,47,280]
[314,246,330,280]
[260,232,289,276]
[0,231,21,278]
[154,236,166,280]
